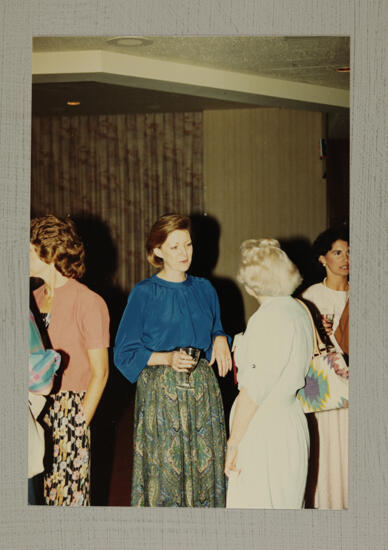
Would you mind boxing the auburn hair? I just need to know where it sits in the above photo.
[146,214,192,268]
[30,214,85,279]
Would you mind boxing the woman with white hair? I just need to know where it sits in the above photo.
[225,239,313,509]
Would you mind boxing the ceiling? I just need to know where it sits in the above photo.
[32,36,350,116]
[32,81,252,116]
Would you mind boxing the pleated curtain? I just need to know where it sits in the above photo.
[31,112,204,292]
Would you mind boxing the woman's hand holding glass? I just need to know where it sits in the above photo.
[321,313,334,335]
[168,349,195,373]
[210,335,232,377]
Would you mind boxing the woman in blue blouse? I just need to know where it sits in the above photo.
[114,214,232,507]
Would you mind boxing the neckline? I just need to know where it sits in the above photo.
[152,273,191,288]
[322,278,349,292]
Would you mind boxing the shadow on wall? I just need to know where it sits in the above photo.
[189,213,246,429]
[280,236,332,344]
[279,237,324,296]
[73,214,133,506]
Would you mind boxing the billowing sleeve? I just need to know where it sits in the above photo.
[113,284,153,383]
[237,311,294,406]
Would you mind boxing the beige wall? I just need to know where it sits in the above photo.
[203,108,327,321]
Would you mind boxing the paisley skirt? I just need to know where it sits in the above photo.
[131,359,227,507]
[43,391,91,506]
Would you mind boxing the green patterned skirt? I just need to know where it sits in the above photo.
[131,359,227,507]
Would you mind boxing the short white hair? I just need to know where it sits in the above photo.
[237,238,302,297]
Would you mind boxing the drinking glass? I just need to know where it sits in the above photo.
[176,347,201,389]
[323,313,334,329]
[321,313,334,336]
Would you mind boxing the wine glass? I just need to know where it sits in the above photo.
[321,312,334,336]
[323,313,334,329]
[176,347,201,389]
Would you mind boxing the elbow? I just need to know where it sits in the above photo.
[92,363,109,389]
[102,361,109,382]
[102,366,109,386]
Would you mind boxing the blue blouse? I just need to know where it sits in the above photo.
[114,274,229,383]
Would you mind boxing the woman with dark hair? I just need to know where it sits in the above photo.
[302,224,349,509]
[114,213,232,507]
[30,214,110,506]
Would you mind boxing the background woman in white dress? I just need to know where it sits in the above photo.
[225,239,313,509]
[302,225,349,509]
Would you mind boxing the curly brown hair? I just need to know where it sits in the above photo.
[30,215,86,279]
[146,214,192,268]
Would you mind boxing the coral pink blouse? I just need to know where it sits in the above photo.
[34,278,110,392]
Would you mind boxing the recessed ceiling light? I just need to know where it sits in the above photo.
[106,36,153,47]
[66,101,81,106]
[336,67,350,72]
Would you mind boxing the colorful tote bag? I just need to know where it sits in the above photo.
[296,300,349,413]
[29,310,60,394]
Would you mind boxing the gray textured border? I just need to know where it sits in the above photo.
[1,1,387,549]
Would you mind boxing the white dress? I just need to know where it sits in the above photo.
[302,282,349,509]
[226,296,313,509]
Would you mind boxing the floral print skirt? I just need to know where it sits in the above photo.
[131,359,227,507]
[43,391,91,506]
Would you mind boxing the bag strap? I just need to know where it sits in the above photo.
[295,298,328,357]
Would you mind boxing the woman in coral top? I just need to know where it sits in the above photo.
[30,215,110,506]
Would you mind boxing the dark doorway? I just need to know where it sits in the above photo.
[326,138,350,227]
